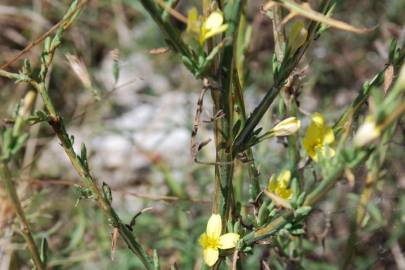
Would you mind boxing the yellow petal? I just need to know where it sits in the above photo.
[271,117,301,136]
[303,112,333,162]
[305,122,322,144]
[276,185,292,200]
[303,136,317,161]
[201,24,228,44]
[198,233,209,249]
[311,112,325,127]
[278,170,291,185]
[206,214,222,238]
[310,149,319,162]
[203,247,219,266]
[219,233,240,249]
[323,126,335,144]
[268,175,277,192]
[205,11,224,30]
[187,7,200,33]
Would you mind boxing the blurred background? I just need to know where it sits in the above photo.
[0,0,404,269]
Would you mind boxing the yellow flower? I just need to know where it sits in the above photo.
[353,116,381,147]
[186,8,228,45]
[186,7,200,33]
[268,170,293,200]
[199,214,240,266]
[303,112,335,162]
[271,117,301,136]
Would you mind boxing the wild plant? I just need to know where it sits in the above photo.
[0,0,404,269]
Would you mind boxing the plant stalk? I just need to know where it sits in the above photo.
[0,162,45,270]
[32,81,155,269]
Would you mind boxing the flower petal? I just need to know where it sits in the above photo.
[323,127,335,144]
[276,185,292,200]
[271,117,301,136]
[353,117,380,146]
[219,233,240,249]
[268,175,277,192]
[205,11,224,30]
[311,112,325,126]
[187,7,200,33]
[302,134,314,157]
[278,170,291,185]
[198,233,209,249]
[206,214,222,238]
[204,24,228,41]
[304,121,322,145]
[203,247,219,266]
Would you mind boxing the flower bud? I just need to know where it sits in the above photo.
[271,117,301,136]
[353,117,381,147]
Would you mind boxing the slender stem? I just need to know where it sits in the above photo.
[31,81,155,270]
[139,0,196,68]
[0,1,155,268]
[0,162,45,270]
[233,0,330,154]
[333,70,385,135]
[0,69,25,80]
[242,56,405,248]
[233,70,260,200]
[0,88,42,269]
[212,0,243,223]
[211,2,243,268]
[272,5,286,62]
[243,144,375,245]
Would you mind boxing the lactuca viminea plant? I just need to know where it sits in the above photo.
[0,0,403,268]
[139,0,404,268]
[1,1,157,269]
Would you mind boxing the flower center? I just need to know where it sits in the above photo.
[312,137,324,151]
[200,234,220,249]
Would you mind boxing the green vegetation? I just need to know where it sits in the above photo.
[0,0,404,269]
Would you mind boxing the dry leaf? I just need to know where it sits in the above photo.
[111,227,119,261]
[265,0,376,34]
[148,47,169,55]
[263,189,292,209]
[384,65,394,95]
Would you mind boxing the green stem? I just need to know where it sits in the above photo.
[233,0,331,154]
[0,162,45,270]
[243,147,372,245]
[139,0,197,68]
[210,0,244,222]
[0,1,155,267]
[233,70,260,200]
[0,69,25,81]
[32,81,155,270]
[13,90,37,137]
[272,5,286,62]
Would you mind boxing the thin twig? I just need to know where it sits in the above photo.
[154,0,187,24]
[0,0,88,70]
[0,163,45,270]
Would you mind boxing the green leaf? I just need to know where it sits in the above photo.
[232,119,242,138]
[258,200,270,226]
[40,237,48,265]
[153,249,160,270]
[102,182,113,204]
[10,133,29,155]
[295,206,312,218]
